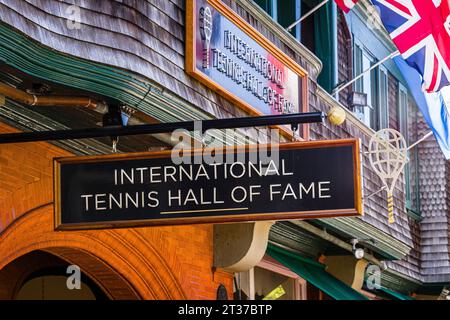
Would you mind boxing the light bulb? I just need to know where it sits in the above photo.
[354,248,365,260]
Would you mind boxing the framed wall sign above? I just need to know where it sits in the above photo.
[53,139,362,230]
[185,0,309,138]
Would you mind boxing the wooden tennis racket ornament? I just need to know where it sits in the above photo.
[368,129,408,224]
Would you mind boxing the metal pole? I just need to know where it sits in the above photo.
[286,0,329,31]
[0,112,325,144]
[407,131,433,151]
[332,50,400,95]
[363,186,387,199]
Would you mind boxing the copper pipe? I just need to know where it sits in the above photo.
[0,82,98,109]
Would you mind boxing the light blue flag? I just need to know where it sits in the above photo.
[394,56,450,160]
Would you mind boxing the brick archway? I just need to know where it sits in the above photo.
[0,123,233,300]
[0,204,187,300]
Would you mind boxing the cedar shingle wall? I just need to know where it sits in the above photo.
[417,114,450,282]
[335,12,424,280]
[309,81,417,264]
[0,0,240,120]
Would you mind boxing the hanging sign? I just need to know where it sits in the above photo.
[185,0,309,136]
[54,139,362,230]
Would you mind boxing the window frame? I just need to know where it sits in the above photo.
[235,254,307,300]
[353,39,378,128]
[377,65,389,130]
[398,83,421,218]
[253,0,278,19]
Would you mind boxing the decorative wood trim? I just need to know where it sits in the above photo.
[214,221,274,272]
[186,0,310,140]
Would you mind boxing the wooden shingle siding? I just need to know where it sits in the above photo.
[0,0,246,122]
[417,112,450,282]
[333,7,449,283]
[333,11,431,280]
[386,218,422,281]
[334,18,416,253]
[310,87,415,250]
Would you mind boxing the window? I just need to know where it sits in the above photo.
[253,267,300,300]
[353,42,377,128]
[234,255,306,300]
[254,0,276,18]
[398,84,408,139]
[353,41,389,130]
[253,0,335,90]
[234,255,333,300]
[378,66,389,130]
[254,0,301,39]
[252,0,325,52]
[398,84,421,216]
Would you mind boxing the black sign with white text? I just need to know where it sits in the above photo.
[54,140,362,230]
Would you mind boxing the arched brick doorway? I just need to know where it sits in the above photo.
[0,126,233,300]
[0,204,187,300]
[0,251,109,300]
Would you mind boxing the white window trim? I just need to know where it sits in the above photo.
[256,254,307,300]
[398,83,408,138]
[378,64,389,130]
[353,39,377,128]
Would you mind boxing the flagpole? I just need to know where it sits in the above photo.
[332,50,400,95]
[407,131,434,151]
[286,0,330,32]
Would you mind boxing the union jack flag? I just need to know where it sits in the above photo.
[372,0,450,92]
[335,0,359,13]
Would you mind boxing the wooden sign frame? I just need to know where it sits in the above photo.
[185,0,310,140]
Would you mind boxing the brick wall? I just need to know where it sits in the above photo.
[0,122,233,300]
